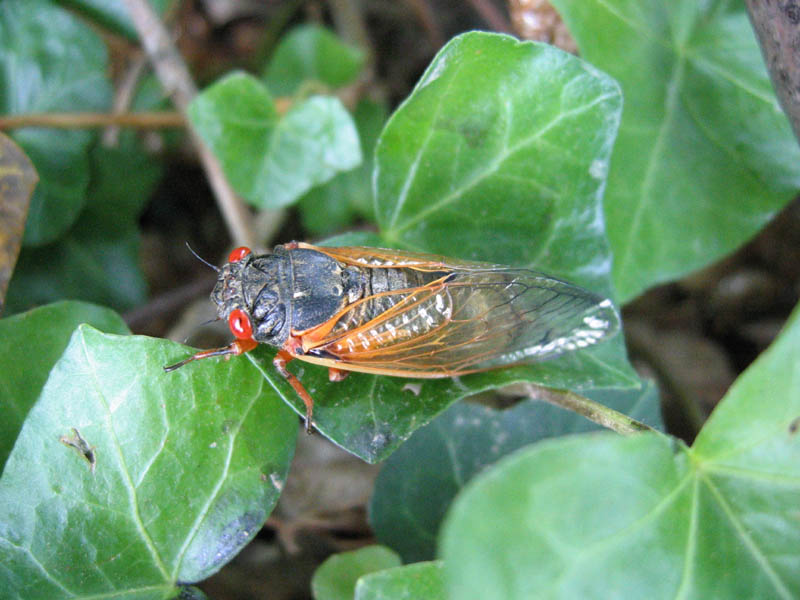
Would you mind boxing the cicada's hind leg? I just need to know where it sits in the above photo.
[273,350,316,434]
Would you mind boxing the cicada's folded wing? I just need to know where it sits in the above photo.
[303,267,620,378]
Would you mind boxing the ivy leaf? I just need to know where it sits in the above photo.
[441,301,800,598]
[238,33,635,462]
[55,0,170,40]
[189,72,362,210]
[299,99,387,235]
[355,561,445,600]
[370,383,662,562]
[0,0,111,246]
[550,0,800,301]
[0,301,129,472]
[312,545,401,600]
[264,24,366,96]
[0,328,297,596]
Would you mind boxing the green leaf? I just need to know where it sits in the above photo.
[355,561,445,600]
[0,0,111,246]
[189,71,362,209]
[264,24,366,96]
[312,545,401,600]
[550,0,800,301]
[299,99,387,235]
[440,302,800,599]
[0,301,129,473]
[370,383,662,562]
[56,0,170,40]
[0,327,297,596]
[5,79,164,315]
[253,32,634,462]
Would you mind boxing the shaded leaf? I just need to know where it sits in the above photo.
[264,24,366,96]
[550,0,800,301]
[355,561,445,600]
[299,99,387,235]
[234,33,635,462]
[189,72,361,210]
[0,327,297,596]
[5,89,163,315]
[441,301,800,599]
[312,545,401,600]
[0,301,129,473]
[56,0,170,40]
[370,383,661,562]
[0,133,37,313]
[0,0,111,246]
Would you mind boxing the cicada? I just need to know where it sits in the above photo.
[165,242,619,431]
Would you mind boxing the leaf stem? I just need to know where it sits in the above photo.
[0,111,185,129]
[122,0,257,249]
[522,384,657,435]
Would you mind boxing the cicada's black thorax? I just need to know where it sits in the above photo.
[211,245,365,347]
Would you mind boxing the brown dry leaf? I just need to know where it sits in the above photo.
[0,132,38,314]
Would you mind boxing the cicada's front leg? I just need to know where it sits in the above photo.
[163,338,258,372]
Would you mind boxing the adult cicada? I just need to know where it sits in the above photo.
[165,242,619,431]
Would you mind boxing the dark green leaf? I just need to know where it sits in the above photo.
[0,0,111,245]
[299,100,387,235]
[189,72,362,209]
[370,383,661,562]
[441,301,800,598]
[312,545,401,600]
[355,561,445,600]
[5,88,164,315]
[0,327,297,596]
[550,0,800,301]
[56,0,170,40]
[0,301,129,473]
[264,24,366,96]
[247,346,638,464]
[254,33,633,462]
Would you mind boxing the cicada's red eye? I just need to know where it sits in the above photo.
[228,309,254,340]
[228,246,251,263]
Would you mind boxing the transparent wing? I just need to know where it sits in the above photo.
[305,268,619,377]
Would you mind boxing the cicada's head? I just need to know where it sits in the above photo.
[211,246,291,347]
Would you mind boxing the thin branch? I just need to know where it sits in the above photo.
[522,384,657,436]
[122,0,257,249]
[103,52,149,146]
[746,1,800,144]
[0,112,184,129]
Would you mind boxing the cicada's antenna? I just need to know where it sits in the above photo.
[186,242,220,272]
[181,317,222,345]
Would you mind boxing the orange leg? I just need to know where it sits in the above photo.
[273,349,316,434]
[328,367,349,382]
[164,338,258,372]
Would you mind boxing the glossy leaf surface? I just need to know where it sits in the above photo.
[312,545,401,600]
[0,301,129,472]
[551,0,800,301]
[0,327,297,597]
[264,24,366,96]
[355,561,445,600]
[441,302,800,599]
[189,72,361,209]
[237,33,635,462]
[0,0,110,246]
[370,383,661,562]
